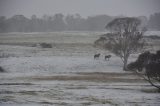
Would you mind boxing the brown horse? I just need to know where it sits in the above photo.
[105,55,111,61]
[94,53,100,59]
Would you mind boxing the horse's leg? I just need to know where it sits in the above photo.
[105,57,107,61]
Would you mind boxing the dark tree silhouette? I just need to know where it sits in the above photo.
[127,50,160,90]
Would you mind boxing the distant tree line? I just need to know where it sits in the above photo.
[148,12,160,30]
[0,13,112,32]
[0,12,159,32]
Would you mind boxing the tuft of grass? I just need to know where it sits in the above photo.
[0,96,15,102]
[82,102,92,105]
[19,91,38,96]
[39,43,52,48]
[87,96,117,105]
[38,101,54,105]
[141,89,160,93]
[65,86,87,89]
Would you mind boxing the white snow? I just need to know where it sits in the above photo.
[0,31,160,106]
[0,56,124,77]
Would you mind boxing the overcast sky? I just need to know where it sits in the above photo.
[0,0,160,18]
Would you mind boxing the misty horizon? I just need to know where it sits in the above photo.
[0,13,151,19]
[0,0,160,32]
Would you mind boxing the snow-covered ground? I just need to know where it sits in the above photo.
[0,56,124,75]
[145,31,160,36]
[0,32,160,106]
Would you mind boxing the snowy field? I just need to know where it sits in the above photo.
[0,32,160,106]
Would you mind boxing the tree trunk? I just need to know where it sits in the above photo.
[123,56,128,71]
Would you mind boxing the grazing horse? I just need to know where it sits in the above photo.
[105,55,111,61]
[94,53,100,59]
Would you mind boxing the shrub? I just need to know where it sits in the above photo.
[128,50,160,90]
[39,43,52,48]
[0,66,5,72]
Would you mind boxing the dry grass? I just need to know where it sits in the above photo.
[84,96,117,105]
[28,72,145,83]
[141,89,160,93]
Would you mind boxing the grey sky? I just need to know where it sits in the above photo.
[0,0,160,18]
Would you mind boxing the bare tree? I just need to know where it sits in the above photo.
[95,17,146,71]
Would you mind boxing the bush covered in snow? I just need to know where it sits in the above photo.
[127,50,160,89]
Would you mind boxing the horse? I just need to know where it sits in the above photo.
[94,53,100,59]
[105,55,111,61]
